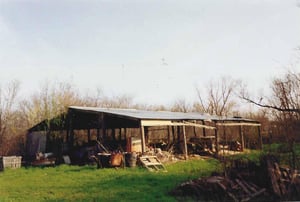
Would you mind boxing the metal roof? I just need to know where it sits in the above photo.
[28,106,260,132]
[69,106,259,123]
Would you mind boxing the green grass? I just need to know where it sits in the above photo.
[0,158,221,201]
[224,149,263,164]
[262,142,300,168]
[222,143,300,169]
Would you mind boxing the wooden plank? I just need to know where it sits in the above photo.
[248,182,260,191]
[96,140,109,153]
[235,179,251,195]
[274,163,287,195]
[250,188,266,199]
[223,122,261,127]
[140,120,216,129]
[243,181,258,193]
[141,120,173,126]
[183,121,216,129]
[266,159,282,196]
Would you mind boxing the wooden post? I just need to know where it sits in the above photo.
[67,111,74,148]
[177,126,181,145]
[239,125,245,152]
[87,129,91,143]
[183,125,188,160]
[97,128,100,140]
[140,121,146,154]
[101,113,106,140]
[223,123,226,156]
[214,121,219,157]
[112,128,116,141]
[258,125,262,150]
[97,113,102,140]
[145,127,149,145]
[202,120,206,137]
[167,126,171,143]
[119,128,122,141]
[172,126,175,142]
[193,120,197,137]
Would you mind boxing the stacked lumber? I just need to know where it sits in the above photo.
[171,175,266,202]
[172,155,300,201]
[262,155,300,200]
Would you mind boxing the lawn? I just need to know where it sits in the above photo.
[0,158,221,201]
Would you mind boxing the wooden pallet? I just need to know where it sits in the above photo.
[139,156,166,172]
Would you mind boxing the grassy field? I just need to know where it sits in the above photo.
[1,143,298,201]
[0,158,221,201]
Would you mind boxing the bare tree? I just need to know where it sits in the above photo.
[0,80,20,155]
[99,94,134,108]
[240,70,300,118]
[171,98,191,112]
[240,69,300,167]
[240,71,300,115]
[19,81,85,128]
[194,76,240,116]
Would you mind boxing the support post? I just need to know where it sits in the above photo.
[167,126,171,143]
[239,125,245,152]
[193,120,197,137]
[214,121,219,157]
[112,128,116,141]
[140,121,146,154]
[258,125,262,150]
[223,124,226,156]
[87,129,91,143]
[101,113,106,140]
[119,128,122,141]
[97,128,100,140]
[177,126,180,145]
[183,125,188,160]
[172,126,175,142]
[97,114,102,140]
[202,120,206,137]
[67,111,74,148]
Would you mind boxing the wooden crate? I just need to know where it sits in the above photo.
[0,156,22,170]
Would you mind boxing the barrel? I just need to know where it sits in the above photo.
[125,152,137,167]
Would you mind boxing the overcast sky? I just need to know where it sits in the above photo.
[0,0,300,105]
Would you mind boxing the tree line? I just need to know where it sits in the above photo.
[0,69,299,156]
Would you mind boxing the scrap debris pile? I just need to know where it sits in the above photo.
[171,155,300,201]
[171,175,266,202]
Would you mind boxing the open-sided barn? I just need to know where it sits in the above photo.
[26,106,261,165]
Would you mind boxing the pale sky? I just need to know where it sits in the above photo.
[0,0,300,105]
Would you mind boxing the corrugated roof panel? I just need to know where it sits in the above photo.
[68,106,258,123]
[69,106,214,120]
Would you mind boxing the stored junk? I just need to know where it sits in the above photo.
[171,175,266,202]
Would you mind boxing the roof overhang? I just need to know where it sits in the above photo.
[141,120,216,129]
